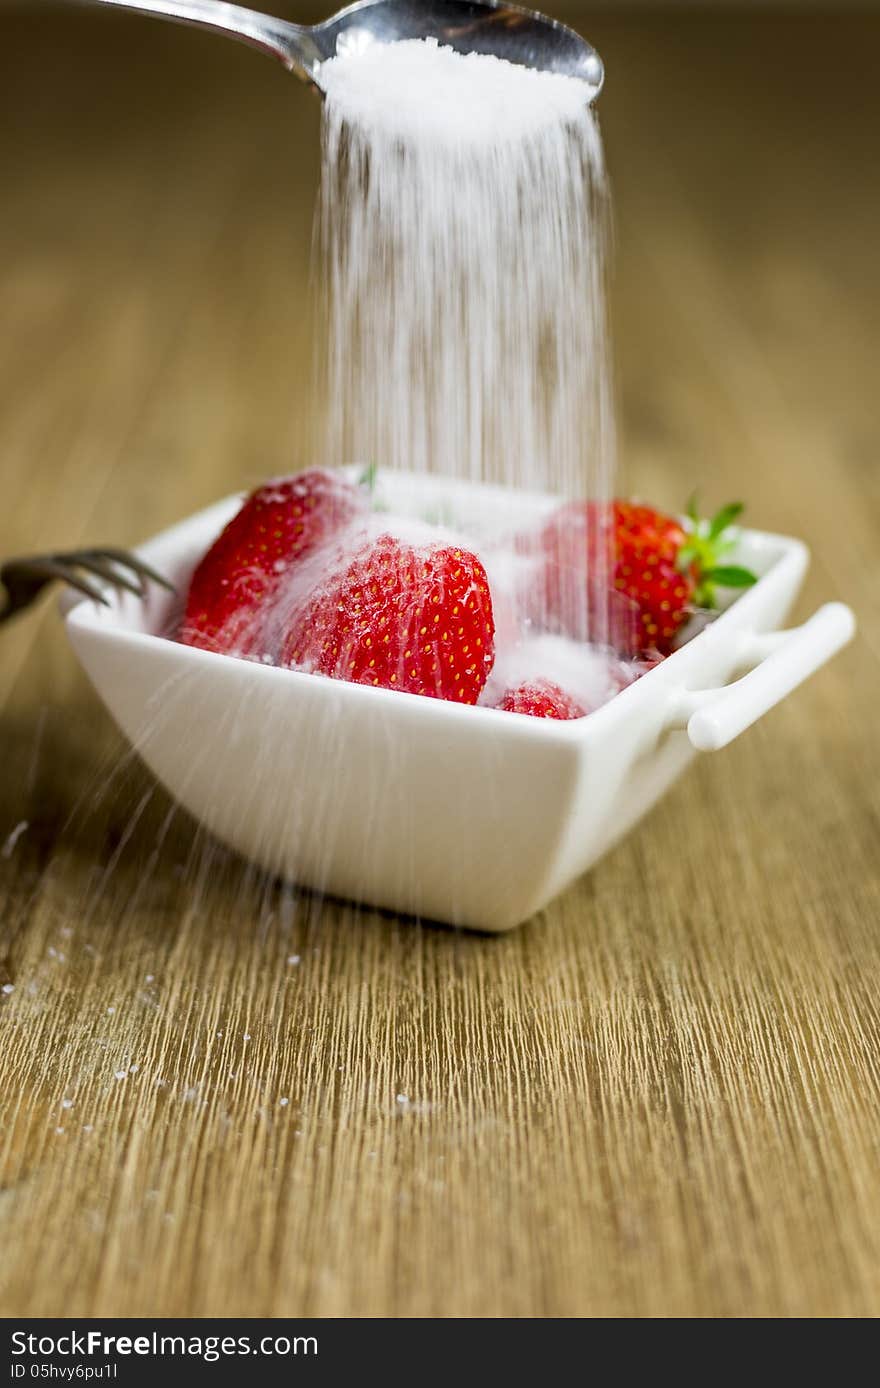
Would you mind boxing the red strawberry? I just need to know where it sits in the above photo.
[282,533,495,703]
[517,501,637,652]
[496,679,586,720]
[179,469,363,655]
[526,498,755,658]
[606,502,693,655]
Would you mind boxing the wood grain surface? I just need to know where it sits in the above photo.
[1,5,878,1318]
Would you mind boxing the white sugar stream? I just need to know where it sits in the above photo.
[317,38,615,516]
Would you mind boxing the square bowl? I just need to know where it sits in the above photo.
[64,472,854,931]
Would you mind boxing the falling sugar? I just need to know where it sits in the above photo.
[317,38,615,529]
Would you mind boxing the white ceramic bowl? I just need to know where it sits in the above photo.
[65,473,854,932]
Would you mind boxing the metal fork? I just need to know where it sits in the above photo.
[0,548,174,625]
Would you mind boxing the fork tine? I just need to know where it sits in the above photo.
[77,548,175,592]
[72,554,147,599]
[1,546,173,628]
[11,558,111,606]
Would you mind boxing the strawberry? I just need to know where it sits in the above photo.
[282,533,495,703]
[606,501,694,655]
[526,498,756,658]
[179,469,363,655]
[496,679,586,720]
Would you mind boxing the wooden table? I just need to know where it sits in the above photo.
[1,5,878,1318]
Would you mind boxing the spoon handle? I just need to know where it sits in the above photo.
[79,0,323,80]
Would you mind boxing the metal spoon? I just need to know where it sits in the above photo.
[81,0,604,100]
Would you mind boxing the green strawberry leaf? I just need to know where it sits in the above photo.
[358,462,378,493]
[676,541,698,572]
[708,501,744,540]
[703,565,758,588]
[357,463,390,512]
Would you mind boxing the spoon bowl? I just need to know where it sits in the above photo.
[313,0,605,95]
[83,0,605,100]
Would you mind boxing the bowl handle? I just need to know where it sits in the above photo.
[670,602,855,752]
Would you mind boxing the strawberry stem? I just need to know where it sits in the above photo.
[358,463,378,493]
[681,498,757,609]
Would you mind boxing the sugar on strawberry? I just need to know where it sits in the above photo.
[524,497,756,658]
[178,464,756,713]
[179,469,364,655]
[496,679,586,720]
[282,532,495,704]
